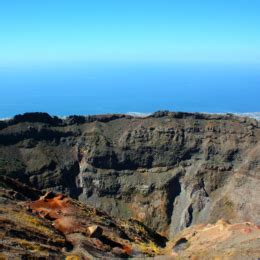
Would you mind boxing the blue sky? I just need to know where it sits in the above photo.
[0,1,260,65]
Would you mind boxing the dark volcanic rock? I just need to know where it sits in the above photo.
[0,111,259,238]
[11,112,62,125]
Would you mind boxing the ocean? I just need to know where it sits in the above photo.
[0,62,259,118]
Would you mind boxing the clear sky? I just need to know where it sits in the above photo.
[0,0,260,66]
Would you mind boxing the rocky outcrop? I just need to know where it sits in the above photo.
[167,219,260,259]
[0,177,166,258]
[0,111,259,239]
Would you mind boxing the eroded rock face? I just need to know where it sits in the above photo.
[0,111,259,238]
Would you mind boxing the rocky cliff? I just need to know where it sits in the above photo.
[0,111,259,240]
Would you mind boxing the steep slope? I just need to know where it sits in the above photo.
[0,111,259,238]
[0,176,166,258]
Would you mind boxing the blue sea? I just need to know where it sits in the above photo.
[0,62,259,118]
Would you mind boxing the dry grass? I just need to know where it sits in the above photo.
[138,241,162,256]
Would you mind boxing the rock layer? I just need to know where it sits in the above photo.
[0,111,259,238]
